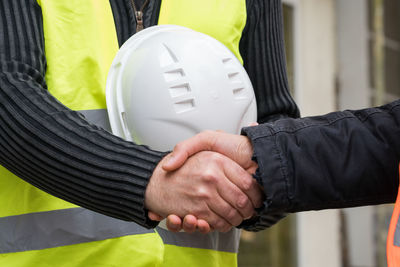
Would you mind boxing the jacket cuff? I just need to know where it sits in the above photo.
[241,124,291,215]
[238,212,287,232]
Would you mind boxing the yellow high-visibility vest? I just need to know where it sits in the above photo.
[0,0,247,266]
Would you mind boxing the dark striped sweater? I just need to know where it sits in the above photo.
[0,0,298,228]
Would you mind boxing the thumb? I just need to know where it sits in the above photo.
[148,211,164,221]
[162,151,188,172]
[162,133,214,171]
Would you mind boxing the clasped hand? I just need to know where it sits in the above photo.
[144,130,263,234]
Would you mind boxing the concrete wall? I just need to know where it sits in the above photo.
[336,1,375,267]
[294,0,336,115]
[291,1,341,267]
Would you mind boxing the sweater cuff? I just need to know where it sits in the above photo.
[138,151,169,228]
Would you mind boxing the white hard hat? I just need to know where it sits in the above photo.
[106,25,257,151]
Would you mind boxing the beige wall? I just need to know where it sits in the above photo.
[289,1,341,267]
[295,0,337,116]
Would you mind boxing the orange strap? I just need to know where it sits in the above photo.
[387,166,400,267]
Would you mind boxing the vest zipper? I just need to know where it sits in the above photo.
[131,0,150,32]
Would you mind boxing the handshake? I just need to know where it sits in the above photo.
[144,130,263,234]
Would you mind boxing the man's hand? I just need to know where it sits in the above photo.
[163,130,257,174]
[158,130,261,233]
[166,214,211,234]
[145,150,262,232]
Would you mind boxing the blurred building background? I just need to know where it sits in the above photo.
[238,0,400,266]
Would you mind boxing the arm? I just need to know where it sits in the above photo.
[0,0,257,230]
[166,100,400,231]
[242,100,400,214]
[240,0,299,123]
[0,0,164,227]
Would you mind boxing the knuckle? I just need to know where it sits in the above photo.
[202,171,218,184]
[210,152,223,163]
[214,220,226,231]
[241,177,254,192]
[196,187,212,201]
[174,142,183,151]
[237,194,250,209]
[242,207,253,219]
[226,209,240,224]
[192,206,207,218]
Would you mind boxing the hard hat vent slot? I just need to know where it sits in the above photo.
[228,72,240,79]
[228,72,242,84]
[169,83,191,98]
[222,57,233,64]
[233,87,247,99]
[160,43,178,67]
[163,69,185,82]
[174,99,195,113]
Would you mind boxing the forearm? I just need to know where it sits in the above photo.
[0,0,165,228]
[242,100,400,214]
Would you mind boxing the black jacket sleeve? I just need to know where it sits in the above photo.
[0,0,165,228]
[242,100,400,221]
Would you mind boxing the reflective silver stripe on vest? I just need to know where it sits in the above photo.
[0,207,154,253]
[79,109,111,132]
[156,227,240,253]
[395,213,400,247]
[0,110,153,254]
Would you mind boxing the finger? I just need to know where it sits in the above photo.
[162,132,214,171]
[248,122,259,126]
[182,215,198,233]
[216,182,254,221]
[166,215,183,232]
[223,158,263,210]
[162,151,187,172]
[206,192,242,228]
[148,211,164,221]
[197,219,211,234]
[196,204,232,233]
[212,156,258,218]
[212,172,252,222]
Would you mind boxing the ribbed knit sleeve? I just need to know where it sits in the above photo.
[0,0,166,228]
[240,0,300,123]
